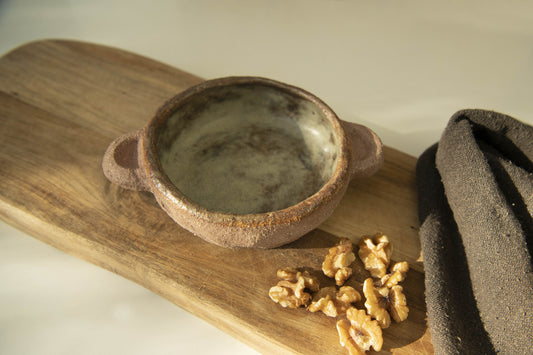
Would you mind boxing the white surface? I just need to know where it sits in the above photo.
[1,1,532,354]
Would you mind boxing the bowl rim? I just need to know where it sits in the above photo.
[141,76,351,227]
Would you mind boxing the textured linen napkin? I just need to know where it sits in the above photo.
[416,109,533,354]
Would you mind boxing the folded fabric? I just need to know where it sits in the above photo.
[416,109,533,354]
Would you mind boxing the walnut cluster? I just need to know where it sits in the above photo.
[363,261,410,328]
[358,234,410,329]
[268,234,410,354]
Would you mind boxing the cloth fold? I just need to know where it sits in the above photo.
[416,109,533,354]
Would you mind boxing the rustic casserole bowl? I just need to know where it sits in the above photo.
[103,77,383,248]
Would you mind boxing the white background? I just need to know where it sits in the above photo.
[1,1,532,354]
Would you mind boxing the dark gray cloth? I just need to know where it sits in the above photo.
[416,109,533,354]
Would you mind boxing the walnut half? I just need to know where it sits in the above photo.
[276,267,320,291]
[336,307,383,355]
[363,278,391,328]
[379,261,409,289]
[358,233,392,278]
[268,268,319,308]
[308,286,361,317]
[322,238,356,286]
[363,278,409,328]
[389,285,409,323]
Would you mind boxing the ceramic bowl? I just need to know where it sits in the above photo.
[102,77,383,248]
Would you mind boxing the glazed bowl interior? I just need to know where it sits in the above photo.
[157,83,340,215]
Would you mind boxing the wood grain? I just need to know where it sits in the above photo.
[0,40,433,354]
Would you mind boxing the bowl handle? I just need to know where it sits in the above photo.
[340,120,384,179]
[102,130,150,191]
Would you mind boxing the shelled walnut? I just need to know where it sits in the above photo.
[362,278,392,328]
[358,233,392,278]
[322,237,356,286]
[388,285,409,323]
[336,307,383,355]
[276,267,320,291]
[308,286,361,317]
[268,268,320,308]
[363,278,409,328]
[379,261,409,288]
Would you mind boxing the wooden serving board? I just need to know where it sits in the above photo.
[0,40,433,354]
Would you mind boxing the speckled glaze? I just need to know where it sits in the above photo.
[103,77,383,248]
